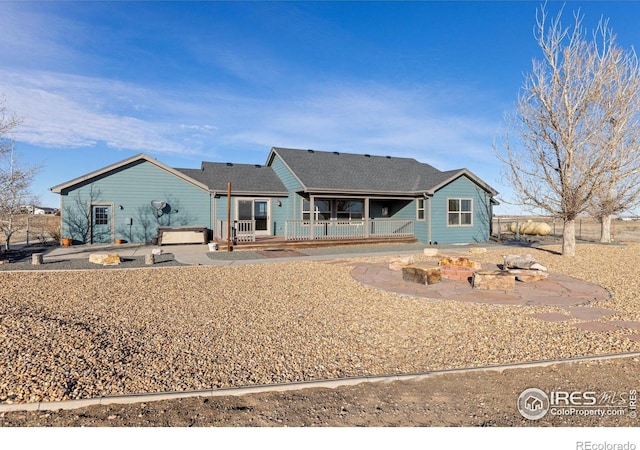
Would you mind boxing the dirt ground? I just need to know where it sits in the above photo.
[2,356,638,427]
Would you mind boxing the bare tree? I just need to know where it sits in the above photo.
[0,97,21,145]
[496,5,639,256]
[0,99,40,250]
[0,142,40,250]
[587,39,640,243]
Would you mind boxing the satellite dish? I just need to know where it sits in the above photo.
[151,200,166,210]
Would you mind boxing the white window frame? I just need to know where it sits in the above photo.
[416,198,425,221]
[447,198,473,227]
[302,198,331,224]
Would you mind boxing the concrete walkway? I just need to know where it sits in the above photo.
[41,242,472,266]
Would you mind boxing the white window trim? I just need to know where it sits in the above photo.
[416,198,426,221]
[447,198,473,227]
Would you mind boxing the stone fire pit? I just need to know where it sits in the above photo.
[471,270,516,291]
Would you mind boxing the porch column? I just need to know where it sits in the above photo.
[309,195,315,240]
[212,194,217,239]
[427,195,432,244]
[364,198,370,238]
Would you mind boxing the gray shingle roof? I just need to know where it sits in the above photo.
[176,163,288,195]
[269,147,483,194]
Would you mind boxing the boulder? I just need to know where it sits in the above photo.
[503,254,547,272]
[508,269,549,283]
[402,264,442,285]
[89,253,121,266]
[389,255,415,271]
[439,256,482,270]
[472,270,515,291]
[423,248,439,257]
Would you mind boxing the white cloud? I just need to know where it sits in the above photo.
[0,69,215,156]
[0,68,502,176]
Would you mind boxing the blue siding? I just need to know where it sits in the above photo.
[60,160,211,243]
[430,176,491,244]
[269,155,304,230]
[270,196,288,236]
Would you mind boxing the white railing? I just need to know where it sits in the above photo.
[285,219,414,241]
[369,219,414,238]
[217,220,256,242]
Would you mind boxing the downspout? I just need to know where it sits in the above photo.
[212,192,217,240]
[424,193,431,245]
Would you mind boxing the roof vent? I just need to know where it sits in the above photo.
[364,154,371,157]
[307,149,314,153]
[386,156,391,159]
[333,151,340,155]
[226,162,233,166]
[255,164,262,168]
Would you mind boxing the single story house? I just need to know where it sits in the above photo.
[50,147,498,245]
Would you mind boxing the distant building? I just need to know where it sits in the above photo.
[22,205,58,215]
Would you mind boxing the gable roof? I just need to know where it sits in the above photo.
[267,147,497,196]
[176,162,288,196]
[50,153,210,194]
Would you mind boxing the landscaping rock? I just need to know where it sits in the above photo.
[508,269,549,283]
[439,256,481,270]
[503,254,547,272]
[402,264,441,285]
[88,253,121,266]
[389,256,415,271]
[472,270,515,291]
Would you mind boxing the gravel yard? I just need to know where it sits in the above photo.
[1,243,640,406]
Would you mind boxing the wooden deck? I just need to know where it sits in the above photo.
[214,235,418,251]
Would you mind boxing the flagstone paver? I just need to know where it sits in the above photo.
[350,262,610,307]
[349,261,640,341]
[530,312,573,322]
[563,306,620,321]
[608,321,640,330]
[575,322,622,332]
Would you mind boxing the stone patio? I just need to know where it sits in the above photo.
[349,261,640,341]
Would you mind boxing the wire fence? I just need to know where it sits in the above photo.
[492,215,640,242]
[0,214,61,247]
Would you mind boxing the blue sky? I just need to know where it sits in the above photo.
[2,1,640,212]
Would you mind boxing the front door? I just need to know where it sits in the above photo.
[237,199,270,236]
[91,205,112,243]
[254,200,269,234]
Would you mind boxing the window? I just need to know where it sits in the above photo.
[416,198,425,221]
[336,199,363,221]
[447,198,472,226]
[302,199,331,221]
[94,206,108,225]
